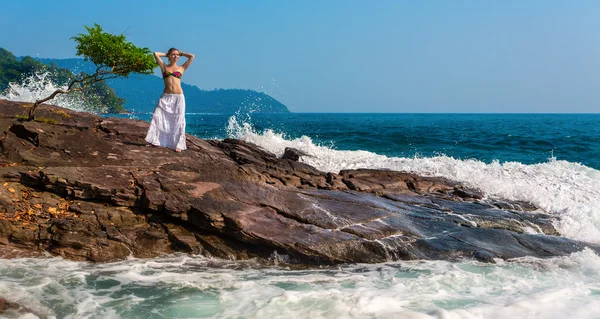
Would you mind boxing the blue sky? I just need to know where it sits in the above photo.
[1,1,599,113]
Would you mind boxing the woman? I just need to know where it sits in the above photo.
[145,48,195,152]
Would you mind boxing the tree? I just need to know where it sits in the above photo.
[27,24,155,120]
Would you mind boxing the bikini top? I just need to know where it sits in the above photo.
[162,70,182,79]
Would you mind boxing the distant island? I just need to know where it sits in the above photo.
[35,58,290,114]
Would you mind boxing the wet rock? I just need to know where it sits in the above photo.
[0,297,38,317]
[0,98,598,265]
[282,147,308,161]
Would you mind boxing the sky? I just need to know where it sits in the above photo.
[1,0,600,113]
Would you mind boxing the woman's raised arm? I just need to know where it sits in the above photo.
[153,52,166,69]
[180,52,195,70]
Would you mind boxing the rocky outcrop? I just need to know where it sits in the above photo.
[0,99,597,265]
[0,297,36,318]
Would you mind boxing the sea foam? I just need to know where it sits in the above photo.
[227,116,600,245]
[0,71,95,113]
[1,250,600,318]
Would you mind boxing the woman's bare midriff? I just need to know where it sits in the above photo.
[163,77,183,94]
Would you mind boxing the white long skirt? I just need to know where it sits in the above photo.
[145,93,187,150]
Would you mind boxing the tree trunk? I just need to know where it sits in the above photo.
[27,89,69,121]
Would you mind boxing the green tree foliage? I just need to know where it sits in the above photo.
[27,24,155,120]
[72,24,155,78]
[0,48,125,113]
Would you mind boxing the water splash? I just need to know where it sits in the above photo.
[226,115,252,139]
[0,71,95,113]
[226,118,600,244]
[225,115,319,156]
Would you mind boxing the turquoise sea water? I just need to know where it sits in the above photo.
[2,79,600,318]
[179,112,600,169]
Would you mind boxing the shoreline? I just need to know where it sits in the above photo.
[0,98,598,266]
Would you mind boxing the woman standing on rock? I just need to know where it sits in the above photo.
[145,48,195,152]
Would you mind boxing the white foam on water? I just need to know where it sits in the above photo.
[0,250,599,318]
[226,118,600,244]
[0,71,96,113]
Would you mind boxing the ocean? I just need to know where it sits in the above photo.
[2,79,600,318]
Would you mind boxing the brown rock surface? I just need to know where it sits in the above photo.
[0,99,597,265]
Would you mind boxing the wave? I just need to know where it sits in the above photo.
[227,116,600,245]
[2,249,600,318]
[0,71,99,113]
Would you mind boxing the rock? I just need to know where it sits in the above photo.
[0,297,38,317]
[0,297,20,312]
[281,147,308,161]
[0,98,598,266]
